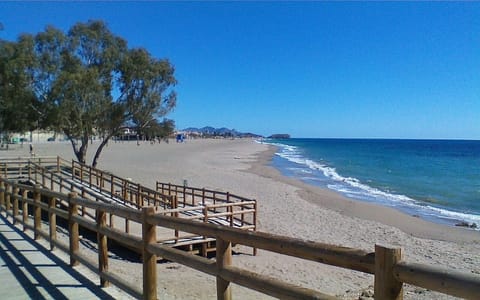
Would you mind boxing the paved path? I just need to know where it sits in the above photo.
[0,214,132,300]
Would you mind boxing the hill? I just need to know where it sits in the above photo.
[182,126,263,138]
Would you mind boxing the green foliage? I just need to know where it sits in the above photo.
[0,20,176,166]
[119,48,177,133]
[0,38,38,134]
[140,118,175,140]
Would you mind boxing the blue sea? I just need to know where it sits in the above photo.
[262,138,480,229]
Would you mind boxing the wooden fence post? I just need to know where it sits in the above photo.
[22,190,28,231]
[138,183,143,207]
[68,192,79,266]
[154,192,159,208]
[71,160,75,180]
[56,156,60,173]
[228,206,233,227]
[97,209,109,287]
[253,200,257,256]
[375,244,403,300]
[202,206,209,257]
[216,237,232,300]
[80,164,84,183]
[49,197,56,251]
[123,181,127,203]
[33,185,41,240]
[110,174,114,196]
[142,206,157,300]
[12,186,19,224]
[42,167,46,187]
[96,169,99,187]
[81,188,86,216]
[109,214,114,229]
[5,183,11,215]
[0,181,5,209]
[89,166,93,188]
[174,195,179,242]
[50,171,54,190]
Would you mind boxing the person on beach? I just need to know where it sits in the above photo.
[29,143,34,156]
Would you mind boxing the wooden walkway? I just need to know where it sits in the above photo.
[0,214,132,300]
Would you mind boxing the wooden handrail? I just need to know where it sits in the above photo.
[394,261,480,299]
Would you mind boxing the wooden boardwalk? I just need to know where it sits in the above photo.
[0,214,132,300]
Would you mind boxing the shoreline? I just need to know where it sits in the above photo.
[247,144,479,244]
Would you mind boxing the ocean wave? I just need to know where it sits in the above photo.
[269,141,480,228]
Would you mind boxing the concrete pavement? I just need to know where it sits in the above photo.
[0,214,133,300]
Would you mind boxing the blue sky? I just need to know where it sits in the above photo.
[1,2,479,139]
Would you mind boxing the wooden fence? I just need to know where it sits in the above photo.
[155,181,257,248]
[69,159,257,243]
[1,157,257,256]
[0,162,479,299]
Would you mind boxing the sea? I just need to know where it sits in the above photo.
[261,138,480,229]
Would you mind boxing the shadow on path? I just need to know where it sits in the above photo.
[0,214,116,300]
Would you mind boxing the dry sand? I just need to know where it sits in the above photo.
[2,139,479,299]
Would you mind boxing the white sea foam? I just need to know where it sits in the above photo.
[268,141,480,228]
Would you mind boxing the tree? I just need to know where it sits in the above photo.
[20,20,176,167]
[140,118,175,141]
[0,37,38,142]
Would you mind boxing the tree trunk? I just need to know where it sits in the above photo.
[92,134,113,168]
[68,134,88,165]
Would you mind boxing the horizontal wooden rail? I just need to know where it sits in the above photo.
[71,196,143,223]
[207,201,256,209]
[71,251,143,299]
[220,265,335,300]
[159,206,205,214]
[208,210,255,218]
[394,261,480,299]
[147,243,216,275]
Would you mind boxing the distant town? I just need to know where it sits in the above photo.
[1,126,291,148]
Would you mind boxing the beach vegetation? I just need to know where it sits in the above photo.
[0,20,176,166]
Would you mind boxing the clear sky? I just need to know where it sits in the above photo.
[1,2,479,139]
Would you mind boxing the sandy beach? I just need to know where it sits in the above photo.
[2,139,479,299]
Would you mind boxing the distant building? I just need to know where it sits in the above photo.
[6,130,67,143]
